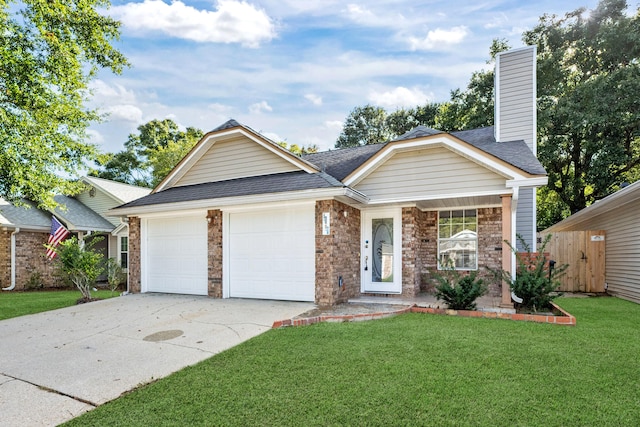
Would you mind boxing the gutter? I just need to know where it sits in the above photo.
[2,228,20,291]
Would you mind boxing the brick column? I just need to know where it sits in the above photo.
[128,217,141,293]
[207,209,223,298]
[315,200,360,306]
[500,195,513,308]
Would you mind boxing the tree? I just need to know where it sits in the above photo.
[336,105,391,148]
[277,142,319,155]
[526,0,640,213]
[385,103,440,136]
[336,103,443,148]
[0,0,128,209]
[92,119,204,188]
[435,39,509,132]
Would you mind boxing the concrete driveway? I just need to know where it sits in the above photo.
[0,293,313,426]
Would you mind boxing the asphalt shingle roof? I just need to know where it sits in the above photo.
[451,126,546,175]
[0,199,52,229]
[301,143,387,181]
[117,121,546,210]
[83,176,151,203]
[54,195,115,231]
[118,171,344,209]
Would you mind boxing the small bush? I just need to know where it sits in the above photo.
[433,268,487,310]
[105,258,126,295]
[501,234,568,312]
[56,237,105,302]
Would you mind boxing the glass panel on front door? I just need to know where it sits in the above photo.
[372,218,393,283]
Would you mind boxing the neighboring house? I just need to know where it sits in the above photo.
[0,177,150,291]
[544,180,640,304]
[109,47,547,307]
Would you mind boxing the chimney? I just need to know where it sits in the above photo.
[495,45,537,153]
[494,46,538,250]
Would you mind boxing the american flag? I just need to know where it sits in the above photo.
[46,216,70,259]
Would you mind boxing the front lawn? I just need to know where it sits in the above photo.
[0,289,120,321]
[65,297,640,426]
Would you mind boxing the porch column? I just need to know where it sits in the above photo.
[500,195,513,308]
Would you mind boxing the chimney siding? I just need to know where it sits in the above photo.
[495,46,537,249]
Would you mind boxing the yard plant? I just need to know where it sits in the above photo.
[56,237,105,302]
[501,234,568,312]
[432,267,487,310]
[64,297,640,426]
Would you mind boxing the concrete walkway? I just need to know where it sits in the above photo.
[0,294,313,426]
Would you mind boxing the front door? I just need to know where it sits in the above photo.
[362,209,402,293]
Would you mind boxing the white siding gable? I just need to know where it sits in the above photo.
[353,147,507,203]
[76,191,120,226]
[174,135,301,187]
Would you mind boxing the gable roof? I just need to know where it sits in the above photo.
[109,120,547,214]
[81,176,151,204]
[450,127,545,176]
[53,195,115,232]
[303,125,545,185]
[154,119,319,193]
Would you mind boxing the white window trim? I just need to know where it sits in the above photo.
[437,209,478,271]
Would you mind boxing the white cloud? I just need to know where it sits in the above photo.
[262,132,282,142]
[112,0,276,48]
[86,129,105,145]
[105,104,145,123]
[90,80,137,104]
[249,100,273,114]
[305,93,323,106]
[344,3,407,28]
[368,86,431,109]
[324,120,344,130]
[408,26,469,51]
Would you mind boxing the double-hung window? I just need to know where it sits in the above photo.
[120,236,129,269]
[438,209,477,270]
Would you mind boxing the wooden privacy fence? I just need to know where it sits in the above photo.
[536,230,606,293]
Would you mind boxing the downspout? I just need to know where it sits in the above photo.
[2,228,20,291]
[511,187,519,282]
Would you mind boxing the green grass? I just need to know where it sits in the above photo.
[0,289,120,321]
[65,297,640,426]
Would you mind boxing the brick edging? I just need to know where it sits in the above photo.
[272,302,575,328]
[409,302,575,325]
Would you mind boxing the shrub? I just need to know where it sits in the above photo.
[433,267,487,310]
[501,234,568,312]
[56,237,104,302]
[105,257,126,295]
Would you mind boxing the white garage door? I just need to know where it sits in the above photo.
[229,205,315,301]
[146,215,208,295]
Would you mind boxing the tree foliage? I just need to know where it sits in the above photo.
[91,119,203,188]
[277,142,319,155]
[336,1,640,225]
[334,41,507,148]
[526,0,640,214]
[0,0,128,209]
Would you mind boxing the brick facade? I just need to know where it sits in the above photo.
[477,207,503,296]
[207,209,223,298]
[418,207,504,297]
[0,230,64,290]
[315,200,360,306]
[402,207,438,297]
[128,217,141,293]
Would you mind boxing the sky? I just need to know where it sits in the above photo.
[88,0,604,154]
